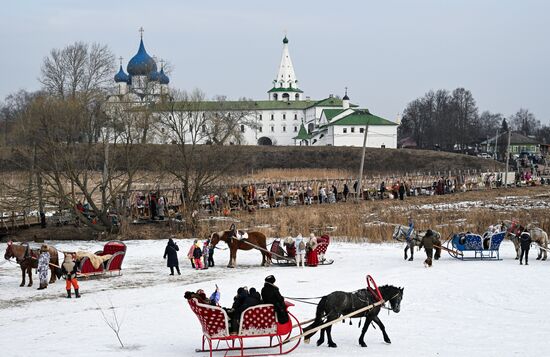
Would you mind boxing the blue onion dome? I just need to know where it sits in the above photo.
[114,65,129,83]
[283,36,289,44]
[159,68,170,85]
[127,39,157,76]
[148,70,160,81]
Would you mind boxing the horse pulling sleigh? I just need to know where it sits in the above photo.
[186,275,403,356]
[4,241,60,287]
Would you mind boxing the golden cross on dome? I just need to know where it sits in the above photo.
[139,26,144,39]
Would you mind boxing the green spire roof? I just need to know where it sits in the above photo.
[293,123,311,140]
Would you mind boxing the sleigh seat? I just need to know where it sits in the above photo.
[188,298,301,356]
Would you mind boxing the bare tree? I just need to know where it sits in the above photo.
[40,42,115,100]
[509,108,540,136]
[206,96,257,144]
[157,89,245,231]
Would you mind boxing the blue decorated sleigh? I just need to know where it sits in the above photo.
[446,231,505,260]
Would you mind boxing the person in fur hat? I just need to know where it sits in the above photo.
[37,244,50,290]
[61,254,80,298]
[261,275,289,324]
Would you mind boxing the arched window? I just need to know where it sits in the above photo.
[240,125,245,133]
[282,93,290,101]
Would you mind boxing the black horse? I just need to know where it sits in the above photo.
[303,285,404,348]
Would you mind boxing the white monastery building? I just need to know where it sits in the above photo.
[112,32,398,148]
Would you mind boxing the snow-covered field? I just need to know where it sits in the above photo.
[1,239,549,357]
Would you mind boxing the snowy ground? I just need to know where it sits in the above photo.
[1,239,549,357]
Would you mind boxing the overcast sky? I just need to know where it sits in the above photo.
[1,0,549,123]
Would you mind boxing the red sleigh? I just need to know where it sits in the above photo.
[188,298,302,356]
[77,241,127,277]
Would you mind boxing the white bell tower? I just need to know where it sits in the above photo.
[268,35,304,101]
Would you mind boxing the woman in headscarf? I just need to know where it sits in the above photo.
[163,237,180,275]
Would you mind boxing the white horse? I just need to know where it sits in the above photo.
[501,221,549,260]
[392,225,442,261]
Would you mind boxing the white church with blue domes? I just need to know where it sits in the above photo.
[113,28,170,101]
[112,30,398,148]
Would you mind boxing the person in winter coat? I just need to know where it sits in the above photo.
[519,230,532,265]
[399,182,406,200]
[187,241,196,268]
[306,234,318,267]
[157,196,165,220]
[248,287,262,305]
[192,241,204,270]
[343,183,350,202]
[379,181,386,199]
[209,285,221,306]
[61,254,80,298]
[202,240,210,270]
[294,234,306,267]
[405,216,415,261]
[37,244,50,290]
[208,242,215,267]
[419,230,438,267]
[261,275,289,324]
[163,238,180,275]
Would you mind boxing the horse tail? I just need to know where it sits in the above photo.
[303,295,327,340]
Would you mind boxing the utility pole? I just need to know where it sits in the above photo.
[504,130,512,187]
[357,118,370,202]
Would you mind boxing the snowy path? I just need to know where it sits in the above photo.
[1,240,549,356]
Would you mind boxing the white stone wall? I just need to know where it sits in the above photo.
[330,125,398,148]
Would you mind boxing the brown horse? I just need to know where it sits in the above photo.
[210,225,271,268]
[4,241,60,287]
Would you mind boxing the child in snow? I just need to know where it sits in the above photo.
[202,240,210,270]
[193,241,204,270]
[37,244,50,290]
[61,253,80,298]
[187,240,196,268]
[208,242,215,267]
[519,230,531,265]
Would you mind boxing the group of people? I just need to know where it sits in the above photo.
[282,233,328,267]
[163,237,215,274]
[135,191,169,220]
[186,275,288,333]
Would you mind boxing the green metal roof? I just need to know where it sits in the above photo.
[322,109,346,121]
[293,123,312,140]
[267,87,304,93]
[326,110,397,126]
